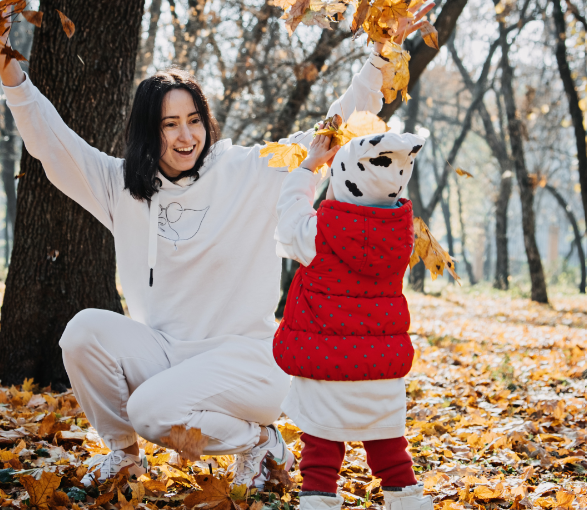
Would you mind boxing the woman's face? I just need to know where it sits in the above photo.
[159,88,207,179]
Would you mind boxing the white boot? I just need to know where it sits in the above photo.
[299,494,344,510]
[383,483,433,510]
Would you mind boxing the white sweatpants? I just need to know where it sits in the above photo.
[60,309,290,454]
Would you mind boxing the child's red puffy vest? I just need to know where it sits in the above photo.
[273,198,414,381]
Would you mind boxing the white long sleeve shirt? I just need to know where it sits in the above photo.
[2,57,384,367]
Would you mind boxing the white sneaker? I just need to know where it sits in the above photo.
[300,494,344,510]
[230,425,295,489]
[81,450,148,487]
[383,484,434,510]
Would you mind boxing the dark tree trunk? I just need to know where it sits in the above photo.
[448,39,513,290]
[379,0,468,122]
[0,0,144,387]
[544,184,586,293]
[499,23,548,303]
[552,0,587,239]
[494,172,513,289]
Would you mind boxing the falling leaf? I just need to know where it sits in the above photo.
[260,142,308,172]
[0,45,26,69]
[22,10,43,27]
[351,0,370,34]
[379,40,411,104]
[184,474,233,510]
[410,217,460,283]
[14,172,25,179]
[455,167,473,178]
[56,10,75,38]
[160,425,208,462]
[20,471,61,510]
[420,20,439,50]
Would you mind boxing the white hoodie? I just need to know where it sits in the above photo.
[2,56,384,365]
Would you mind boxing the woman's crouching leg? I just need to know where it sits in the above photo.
[60,309,170,451]
[127,350,291,455]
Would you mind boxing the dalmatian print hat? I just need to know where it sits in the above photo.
[330,131,425,207]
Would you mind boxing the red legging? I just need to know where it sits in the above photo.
[300,433,417,494]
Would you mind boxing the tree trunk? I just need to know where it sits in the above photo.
[456,178,475,285]
[552,0,587,240]
[0,0,144,388]
[499,23,548,303]
[379,0,468,122]
[494,171,512,289]
[544,184,586,294]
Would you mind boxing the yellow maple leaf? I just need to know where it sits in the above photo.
[260,142,308,172]
[410,217,460,284]
[473,483,504,500]
[20,471,61,510]
[379,40,411,104]
[420,20,439,50]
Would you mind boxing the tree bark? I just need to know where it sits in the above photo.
[552,0,587,240]
[379,0,469,122]
[0,0,144,387]
[1,105,17,249]
[456,178,475,284]
[544,184,586,294]
[448,39,513,290]
[498,23,548,303]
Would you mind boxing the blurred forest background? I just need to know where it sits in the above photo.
[0,0,585,383]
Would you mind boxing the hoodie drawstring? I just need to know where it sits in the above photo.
[148,192,160,287]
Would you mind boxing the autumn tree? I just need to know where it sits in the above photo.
[0,0,145,387]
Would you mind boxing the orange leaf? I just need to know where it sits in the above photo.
[184,474,233,510]
[410,217,460,283]
[56,10,74,38]
[260,142,308,172]
[160,425,208,461]
[0,45,26,69]
[455,167,473,178]
[420,20,439,50]
[20,471,61,510]
[351,0,370,35]
[22,10,43,27]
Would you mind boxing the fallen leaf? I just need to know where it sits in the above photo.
[410,217,460,283]
[260,142,308,172]
[474,484,504,500]
[22,10,43,27]
[20,471,61,510]
[184,474,233,510]
[142,480,167,493]
[55,10,74,38]
[229,484,247,502]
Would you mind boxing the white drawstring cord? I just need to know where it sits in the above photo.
[148,192,160,287]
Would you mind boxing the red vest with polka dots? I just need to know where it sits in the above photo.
[273,198,415,381]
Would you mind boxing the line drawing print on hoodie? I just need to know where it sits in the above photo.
[157,202,210,247]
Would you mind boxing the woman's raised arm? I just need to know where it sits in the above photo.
[0,16,123,231]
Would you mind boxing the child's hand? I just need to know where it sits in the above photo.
[303,134,340,173]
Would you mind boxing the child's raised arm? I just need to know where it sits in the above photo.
[275,135,339,266]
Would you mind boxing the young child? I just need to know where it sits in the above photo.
[273,130,433,510]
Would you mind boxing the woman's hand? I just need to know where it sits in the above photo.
[302,134,340,173]
[373,1,436,52]
[0,5,26,87]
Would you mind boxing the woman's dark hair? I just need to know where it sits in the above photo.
[124,68,220,201]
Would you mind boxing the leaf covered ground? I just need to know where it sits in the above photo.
[0,288,585,510]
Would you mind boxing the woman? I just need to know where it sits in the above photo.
[0,5,431,489]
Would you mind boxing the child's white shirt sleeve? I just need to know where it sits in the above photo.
[275,168,321,266]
